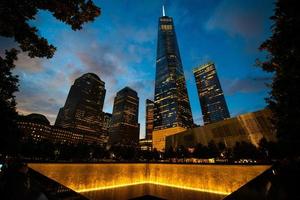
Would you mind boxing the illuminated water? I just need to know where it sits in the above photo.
[29,163,270,199]
[83,183,225,200]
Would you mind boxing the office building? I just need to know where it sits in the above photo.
[152,7,193,151]
[109,87,140,146]
[193,62,230,124]
[166,109,277,149]
[102,112,112,135]
[55,73,106,142]
[145,99,154,140]
[18,113,107,144]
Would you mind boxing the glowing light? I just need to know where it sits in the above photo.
[29,163,270,197]
[162,5,165,16]
[78,182,149,193]
[79,182,230,195]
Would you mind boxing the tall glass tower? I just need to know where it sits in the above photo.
[109,87,140,146]
[193,62,230,124]
[153,7,193,151]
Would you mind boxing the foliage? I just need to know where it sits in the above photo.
[258,0,300,156]
[193,141,221,158]
[0,0,100,58]
[233,141,260,159]
[0,49,20,154]
[0,0,100,154]
[17,137,284,162]
[165,146,175,158]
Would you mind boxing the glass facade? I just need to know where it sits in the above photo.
[166,109,276,149]
[193,62,230,124]
[153,15,193,131]
[55,73,106,136]
[109,87,140,145]
[145,99,154,140]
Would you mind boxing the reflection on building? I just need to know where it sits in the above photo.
[153,8,193,151]
[55,73,107,144]
[109,87,140,146]
[193,62,230,124]
[166,109,277,149]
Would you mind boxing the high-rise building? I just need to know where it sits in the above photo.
[102,112,112,135]
[152,7,193,151]
[55,73,106,142]
[145,99,154,140]
[109,87,140,146]
[193,62,230,124]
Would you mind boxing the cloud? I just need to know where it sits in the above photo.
[206,0,273,38]
[118,26,156,44]
[76,49,124,81]
[223,76,271,95]
[15,53,45,72]
[0,37,45,73]
[16,76,64,124]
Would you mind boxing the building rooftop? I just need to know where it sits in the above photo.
[19,113,50,125]
[193,62,215,73]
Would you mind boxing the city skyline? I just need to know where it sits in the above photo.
[0,0,274,139]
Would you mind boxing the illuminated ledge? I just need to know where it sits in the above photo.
[78,182,230,195]
[29,163,270,197]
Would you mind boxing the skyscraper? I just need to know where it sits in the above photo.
[55,73,106,142]
[193,62,230,124]
[109,87,140,146]
[102,112,112,135]
[145,99,154,140]
[152,7,193,151]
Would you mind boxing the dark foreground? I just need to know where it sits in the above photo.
[1,158,300,200]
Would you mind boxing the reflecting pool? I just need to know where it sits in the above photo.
[29,163,270,199]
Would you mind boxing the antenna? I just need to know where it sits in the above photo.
[162,5,165,16]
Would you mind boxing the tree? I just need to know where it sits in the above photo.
[258,0,300,156]
[0,49,20,154]
[193,143,210,159]
[233,141,260,159]
[165,146,175,159]
[207,140,219,158]
[0,0,100,154]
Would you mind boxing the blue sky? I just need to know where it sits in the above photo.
[0,0,274,139]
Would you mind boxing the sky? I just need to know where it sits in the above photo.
[0,0,275,139]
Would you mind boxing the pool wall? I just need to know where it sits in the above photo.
[29,163,270,195]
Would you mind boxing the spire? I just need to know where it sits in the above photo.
[162,5,165,16]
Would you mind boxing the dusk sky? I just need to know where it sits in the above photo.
[0,0,274,139]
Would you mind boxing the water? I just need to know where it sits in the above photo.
[82,183,225,200]
[29,163,270,199]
